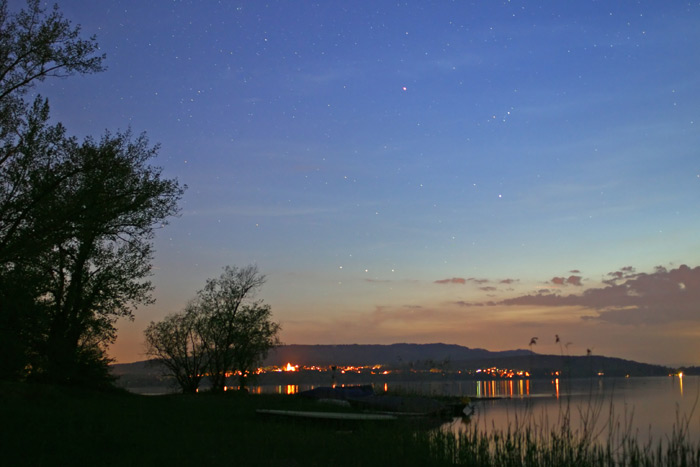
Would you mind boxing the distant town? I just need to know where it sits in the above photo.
[111,343,680,395]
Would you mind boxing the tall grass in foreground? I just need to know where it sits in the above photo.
[423,393,700,466]
[424,426,700,466]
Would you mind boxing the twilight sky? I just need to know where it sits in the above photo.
[31,1,700,365]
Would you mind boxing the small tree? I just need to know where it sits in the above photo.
[232,303,281,390]
[144,265,281,393]
[144,302,208,394]
[197,265,265,392]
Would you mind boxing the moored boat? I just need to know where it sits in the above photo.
[299,385,471,418]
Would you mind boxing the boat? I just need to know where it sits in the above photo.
[298,385,472,418]
[256,409,398,422]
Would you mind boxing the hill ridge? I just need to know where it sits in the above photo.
[263,343,531,366]
[111,343,670,379]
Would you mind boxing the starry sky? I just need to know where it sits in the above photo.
[31,1,700,366]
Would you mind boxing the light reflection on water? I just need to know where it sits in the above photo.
[248,380,536,398]
[445,375,700,445]
[141,375,699,443]
[248,376,700,444]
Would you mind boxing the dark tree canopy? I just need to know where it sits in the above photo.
[0,126,184,383]
[37,130,184,383]
[0,1,183,385]
[0,0,104,157]
[198,265,267,392]
[232,303,281,390]
[0,0,105,266]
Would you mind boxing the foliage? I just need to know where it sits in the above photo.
[144,265,280,393]
[144,302,208,394]
[0,0,104,159]
[34,130,183,383]
[197,265,267,392]
[0,0,106,271]
[2,126,184,384]
[0,0,105,264]
[0,263,44,378]
[0,1,183,385]
[0,0,106,381]
[231,303,281,389]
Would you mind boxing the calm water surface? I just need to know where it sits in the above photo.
[442,376,700,444]
[136,375,700,443]
[252,376,700,443]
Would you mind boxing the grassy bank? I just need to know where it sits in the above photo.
[0,382,443,466]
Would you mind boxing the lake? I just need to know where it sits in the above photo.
[250,375,700,444]
[133,375,700,445]
[440,375,700,445]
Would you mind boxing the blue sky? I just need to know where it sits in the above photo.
[29,0,700,365]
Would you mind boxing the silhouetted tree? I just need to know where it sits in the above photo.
[231,303,281,390]
[0,0,104,145]
[0,263,44,378]
[32,130,183,384]
[0,0,105,261]
[144,265,281,393]
[144,303,208,394]
[0,0,105,380]
[198,265,266,391]
[0,2,183,385]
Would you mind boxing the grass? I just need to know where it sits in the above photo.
[3,381,700,466]
[426,388,700,467]
[425,419,700,466]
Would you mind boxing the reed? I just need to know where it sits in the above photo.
[424,388,700,467]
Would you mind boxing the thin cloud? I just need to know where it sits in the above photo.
[468,278,490,284]
[452,300,495,307]
[567,276,582,286]
[435,277,467,285]
[502,265,700,325]
[604,266,637,284]
[551,275,583,286]
[435,277,495,285]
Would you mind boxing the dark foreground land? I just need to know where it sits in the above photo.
[0,382,446,466]
[4,381,700,466]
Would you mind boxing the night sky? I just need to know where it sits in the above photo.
[32,1,700,365]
